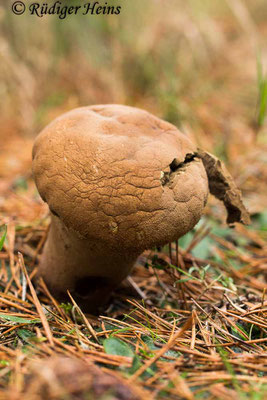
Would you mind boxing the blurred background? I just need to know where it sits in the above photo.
[0,0,266,224]
[0,3,266,396]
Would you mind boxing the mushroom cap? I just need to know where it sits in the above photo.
[32,105,209,251]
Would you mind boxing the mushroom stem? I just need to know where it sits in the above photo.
[38,215,138,313]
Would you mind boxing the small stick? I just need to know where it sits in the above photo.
[190,310,196,350]
[175,240,179,267]
[68,290,99,343]
[39,278,66,320]
[18,252,54,347]
[169,243,172,265]
[127,276,152,305]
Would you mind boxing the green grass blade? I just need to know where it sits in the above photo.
[256,55,267,127]
[0,314,41,324]
[0,226,7,251]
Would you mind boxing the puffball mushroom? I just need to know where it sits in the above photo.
[32,104,249,312]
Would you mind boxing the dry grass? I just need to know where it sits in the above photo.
[0,0,266,398]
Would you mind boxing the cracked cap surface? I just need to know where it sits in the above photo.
[32,105,209,250]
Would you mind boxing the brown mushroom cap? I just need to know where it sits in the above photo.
[32,105,209,251]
